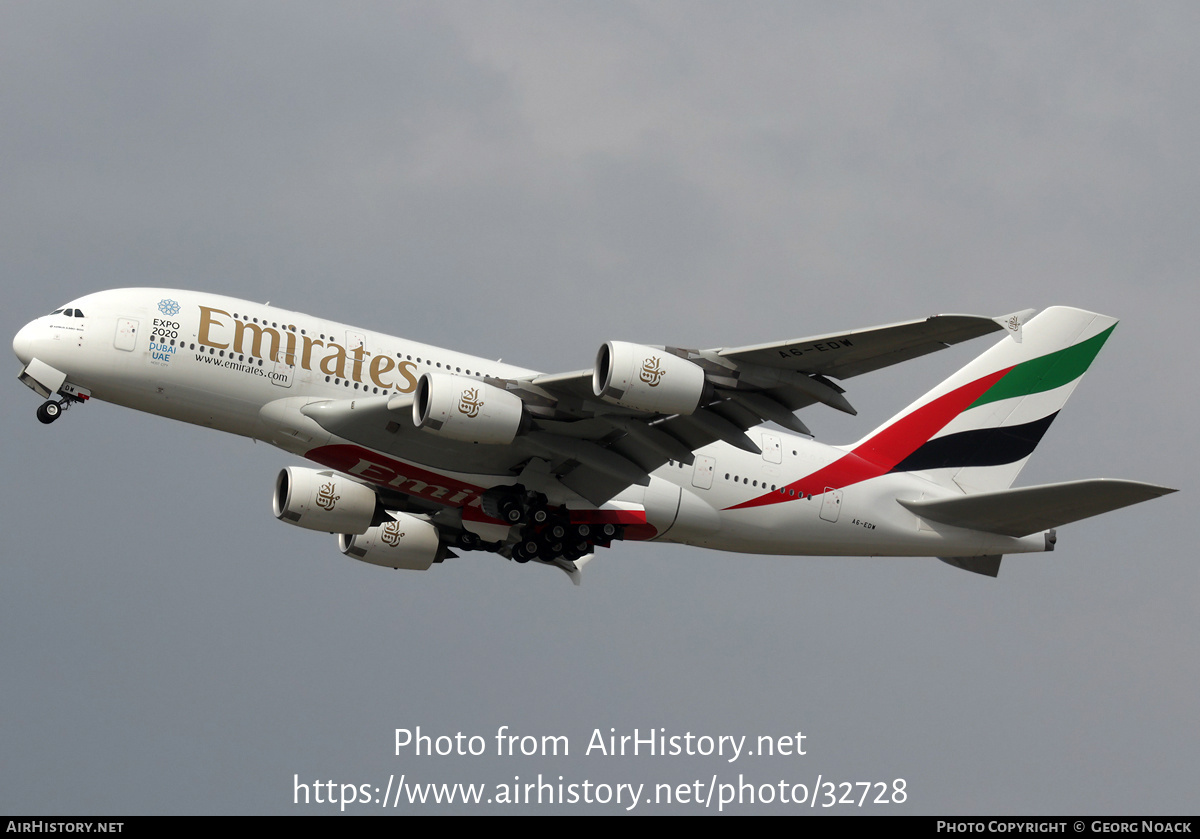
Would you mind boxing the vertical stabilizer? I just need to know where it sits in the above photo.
[847,307,1117,493]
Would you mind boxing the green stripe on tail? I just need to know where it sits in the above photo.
[969,324,1116,410]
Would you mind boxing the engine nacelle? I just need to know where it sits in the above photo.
[413,372,526,445]
[593,341,706,415]
[273,466,378,534]
[338,513,442,570]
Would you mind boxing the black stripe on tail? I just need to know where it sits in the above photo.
[891,412,1059,473]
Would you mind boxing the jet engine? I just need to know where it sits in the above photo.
[273,466,378,534]
[412,372,527,444]
[338,513,444,570]
[593,341,707,415]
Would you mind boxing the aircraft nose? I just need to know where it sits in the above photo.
[13,320,38,365]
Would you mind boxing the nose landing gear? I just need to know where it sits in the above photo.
[36,397,76,425]
[36,401,61,424]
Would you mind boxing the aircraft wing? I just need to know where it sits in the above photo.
[714,313,1015,378]
[523,312,1015,502]
[530,312,1012,409]
[292,311,1016,506]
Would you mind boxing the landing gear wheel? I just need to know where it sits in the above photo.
[36,401,61,424]
[457,531,480,550]
[512,541,539,564]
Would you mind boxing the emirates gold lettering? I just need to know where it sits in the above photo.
[458,387,483,417]
[369,355,396,389]
[394,361,419,394]
[299,335,325,369]
[234,320,282,361]
[198,306,230,349]
[281,329,297,365]
[349,344,370,383]
[194,305,420,393]
[639,356,666,387]
[380,522,404,546]
[316,482,340,510]
[320,344,349,379]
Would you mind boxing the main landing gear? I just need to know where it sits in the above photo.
[480,485,624,566]
[509,519,621,564]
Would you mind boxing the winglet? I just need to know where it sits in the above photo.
[993,308,1037,343]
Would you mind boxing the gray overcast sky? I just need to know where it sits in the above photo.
[1,2,1196,815]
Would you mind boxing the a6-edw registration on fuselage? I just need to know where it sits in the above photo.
[13,289,1173,582]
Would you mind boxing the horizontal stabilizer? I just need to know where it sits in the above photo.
[900,479,1175,537]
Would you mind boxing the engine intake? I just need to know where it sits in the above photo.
[273,466,378,534]
[413,373,526,445]
[338,513,443,570]
[593,341,706,415]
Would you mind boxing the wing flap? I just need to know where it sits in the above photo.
[899,479,1176,537]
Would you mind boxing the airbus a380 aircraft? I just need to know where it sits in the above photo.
[13,290,1173,582]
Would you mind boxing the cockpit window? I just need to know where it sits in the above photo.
[73,309,84,317]
[63,309,74,316]
[50,309,64,315]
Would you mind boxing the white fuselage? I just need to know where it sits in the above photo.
[13,289,1047,559]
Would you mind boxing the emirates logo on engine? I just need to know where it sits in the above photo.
[316,481,340,510]
[380,521,405,546]
[458,387,483,418]
[639,356,666,387]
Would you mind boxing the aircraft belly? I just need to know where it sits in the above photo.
[611,477,682,539]
[661,486,721,542]
[93,377,261,436]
